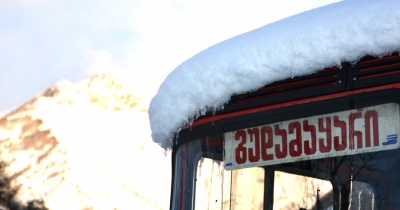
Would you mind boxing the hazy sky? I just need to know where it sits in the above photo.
[0,0,341,114]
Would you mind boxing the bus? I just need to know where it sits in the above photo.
[168,53,400,210]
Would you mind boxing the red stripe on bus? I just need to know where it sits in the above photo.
[190,83,400,127]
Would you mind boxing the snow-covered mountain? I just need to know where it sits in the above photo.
[0,74,170,210]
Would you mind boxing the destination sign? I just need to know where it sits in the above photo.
[224,103,400,170]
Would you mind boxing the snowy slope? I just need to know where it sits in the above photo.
[149,0,400,150]
[0,74,170,210]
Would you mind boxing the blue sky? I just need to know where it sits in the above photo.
[0,0,340,114]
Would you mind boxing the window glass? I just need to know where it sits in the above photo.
[349,181,375,210]
[194,158,264,210]
[230,167,264,210]
[195,158,231,210]
[273,171,333,210]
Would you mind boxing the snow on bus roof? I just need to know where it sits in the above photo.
[149,0,400,150]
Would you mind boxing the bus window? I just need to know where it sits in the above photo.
[194,158,264,210]
[348,181,375,210]
[273,171,333,210]
[195,158,231,210]
[230,167,264,210]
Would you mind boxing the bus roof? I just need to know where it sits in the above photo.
[149,0,400,150]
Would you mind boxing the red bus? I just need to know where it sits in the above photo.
[169,54,400,210]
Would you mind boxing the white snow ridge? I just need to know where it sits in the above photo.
[149,0,400,150]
